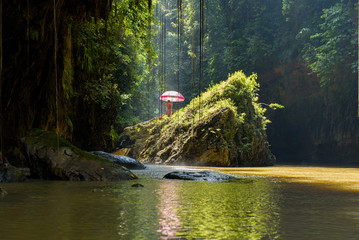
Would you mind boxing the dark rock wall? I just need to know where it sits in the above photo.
[1,0,112,163]
[260,61,359,165]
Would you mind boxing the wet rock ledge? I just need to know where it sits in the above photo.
[91,151,146,170]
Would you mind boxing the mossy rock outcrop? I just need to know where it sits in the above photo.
[23,129,136,181]
[123,71,276,167]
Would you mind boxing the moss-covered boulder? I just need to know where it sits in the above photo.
[124,71,276,166]
[23,129,137,181]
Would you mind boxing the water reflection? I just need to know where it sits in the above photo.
[156,181,181,239]
[2,174,359,239]
[183,180,279,239]
[154,178,281,239]
[0,179,281,239]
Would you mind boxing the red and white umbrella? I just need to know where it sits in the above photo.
[160,91,185,102]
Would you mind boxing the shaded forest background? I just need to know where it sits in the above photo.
[1,0,358,166]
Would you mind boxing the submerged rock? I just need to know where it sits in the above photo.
[123,71,276,167]
[90,151,146,170]
[163,170,237,182]
[0,162,28,183]
[23,129,137,181]
[131,183,144,187]
[0,187,8,196]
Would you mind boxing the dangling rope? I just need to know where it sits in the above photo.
[27,0,30,67]
[147,0,152,120]
[190,0,195,124]
[198,0,204,119]
[229,0,233,73]
[357,1,359,117]
[53,0,59,150]
[159,0,164,117]
[158,0,166,118]
[177,0,182,118]
[156,1,163,116]
[164,0,167,93]
[0,0,3,164]
[162,0,167,117]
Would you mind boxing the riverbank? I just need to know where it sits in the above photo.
[197,165,359,192]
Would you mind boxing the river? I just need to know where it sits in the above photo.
[1,165,359,239]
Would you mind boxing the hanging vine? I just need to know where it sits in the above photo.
[159,0,167,117]
[191,0,196,108]
[53,0,59,142]
[177,0,182,92]
[229,0,233,73]
[199,0,204,118]
[0,0,3,164]
[147,0,153,119]
[177,0,182,114]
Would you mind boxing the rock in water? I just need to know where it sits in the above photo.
[90,151,146,170]
[163,170,237,182]
[0,161,28,183]
[23,129,137,181]
[0,187,8,196]
[122,71,276,167]
[131,183,144,187]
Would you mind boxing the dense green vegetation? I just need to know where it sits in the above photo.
[148,0,357,106]
[70,0,156,148]
[128,0,358,163]
[82,0,357,135]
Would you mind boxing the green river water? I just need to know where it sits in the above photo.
[1,165,359,240]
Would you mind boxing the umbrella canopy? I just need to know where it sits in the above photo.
[160,91,185,102]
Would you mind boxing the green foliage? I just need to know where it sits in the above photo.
[67,0,358,150]
[71,0,157,144]
[152,0,288,107]
[282,0,293,16]
[303,2,357,85]
[110,125,121,143]
[268,103,285,110]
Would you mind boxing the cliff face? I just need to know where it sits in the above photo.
[1,0,112,164]
[260,62,359,165]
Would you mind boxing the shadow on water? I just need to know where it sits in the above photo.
[1,165,359,239]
